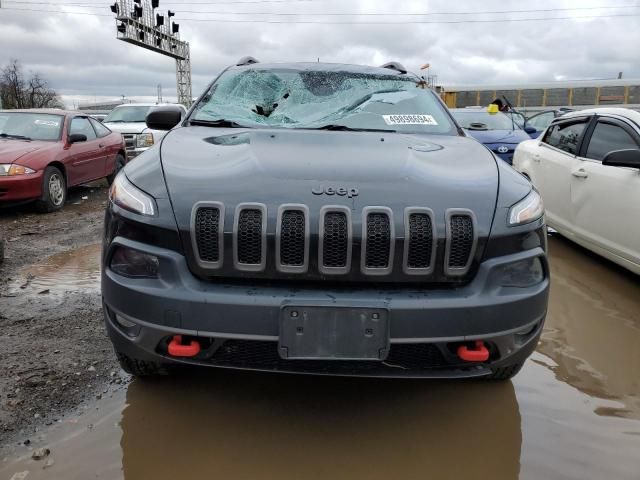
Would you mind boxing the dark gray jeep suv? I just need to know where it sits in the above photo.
[102,59,549,379]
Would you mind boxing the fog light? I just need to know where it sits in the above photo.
[500,257,544,287]
[110,246,159,278]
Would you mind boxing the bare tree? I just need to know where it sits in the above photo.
[0,59,63,109]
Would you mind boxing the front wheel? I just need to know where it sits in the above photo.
[106,154,125,186]
[34,166,66,213]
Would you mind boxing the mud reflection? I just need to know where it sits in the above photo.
[542,236,640,418]
[11,243,101,294]
[121,373,521,480]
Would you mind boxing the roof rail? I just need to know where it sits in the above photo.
[379,62,407,74]
[236,56,260,66]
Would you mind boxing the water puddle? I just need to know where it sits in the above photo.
[1,236,640,479]
[8,244,101,295]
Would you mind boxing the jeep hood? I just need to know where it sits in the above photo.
[159,127,500,235]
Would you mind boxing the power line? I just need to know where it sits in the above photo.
[3,6,640,24]
[5,1,640,16]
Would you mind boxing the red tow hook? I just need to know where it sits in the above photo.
[168,335,201,358]
[457,340,490,362]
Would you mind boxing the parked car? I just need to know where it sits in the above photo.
[0,109,126,212]
[102,59,549,380]
[103,103,187,159]
[514,108,640,274]
[524,108,574,138]
[450,107,536,164]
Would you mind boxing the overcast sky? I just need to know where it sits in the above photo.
[0,0,638,107]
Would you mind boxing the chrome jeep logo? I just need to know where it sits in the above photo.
[312,185,359,198]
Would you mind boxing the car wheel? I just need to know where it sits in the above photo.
[115,349,169,377]
[485,360,525,381]
[106,154,125,186]
[34,166,66,213]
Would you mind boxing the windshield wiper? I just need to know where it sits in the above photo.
[190,119,248,128]
[312,125,395,133]
[0,133,31,140]
[104,120,127,123]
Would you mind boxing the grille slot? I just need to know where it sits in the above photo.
[191,202,225,268]
[319,206,352,274]
[445,210,476,275]
[234,203,267,271]
[361,207,394,275]
[404,208,435,274]
[195,208,220,262]
[276,205,309,273]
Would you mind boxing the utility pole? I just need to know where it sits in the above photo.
[157,83,163,103]
[110,0,192,107]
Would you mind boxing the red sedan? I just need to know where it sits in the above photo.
[0,109,126,212]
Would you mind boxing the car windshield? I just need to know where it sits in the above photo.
[191,68,456,134]
[0,112,64,141]
[104,106,153,123]
[452,110,518,131]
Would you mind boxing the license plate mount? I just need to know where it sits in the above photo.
[279,305,389,360]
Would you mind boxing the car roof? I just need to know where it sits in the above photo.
[112,103,183,108]
[228,61,419,79]
[0,108,76,116]
[561,107,640,124]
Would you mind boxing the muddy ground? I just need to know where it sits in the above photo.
[0,182,125,444]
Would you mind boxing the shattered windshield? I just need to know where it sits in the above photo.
[191,68,455,134]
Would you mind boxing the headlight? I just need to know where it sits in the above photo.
[136,133,154,148]
[509,190,544,226]
[0,164,36,176]
[109,172,155,216]
[499,257,545,287]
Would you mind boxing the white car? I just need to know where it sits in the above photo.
[514,108,640,274]
[103,103,187,159]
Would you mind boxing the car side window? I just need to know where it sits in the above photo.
[69,117,97,141]
[541,120,587,155]
[89,117,112,138]
[585,121,639,161]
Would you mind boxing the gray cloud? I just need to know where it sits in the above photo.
[0,0,638,106]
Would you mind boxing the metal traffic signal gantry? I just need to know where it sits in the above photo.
[111,0,192,107]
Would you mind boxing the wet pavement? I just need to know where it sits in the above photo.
[1,235,639,479]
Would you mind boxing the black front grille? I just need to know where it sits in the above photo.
[407,213,433,269]
[323,212,348,268]
[280,210,305,266]
[194,207,220,262]
[237,209,263,265]
[365,213,391,268]
[211,340,448,373]
[448,215,474,269]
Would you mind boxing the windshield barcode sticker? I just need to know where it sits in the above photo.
[383,114,438,126]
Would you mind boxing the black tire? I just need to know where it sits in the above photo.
[106,154,125,186]
[115,349,169,377]
[34,166,66,213]
[486,360,525,381]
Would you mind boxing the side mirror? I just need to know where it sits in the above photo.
[146,106,183,131]
[603,149,640,169]
[524,126,537,135]
[68,133,87,144]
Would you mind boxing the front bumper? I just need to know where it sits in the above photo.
[102,236,548,377]
[0,171,43,203]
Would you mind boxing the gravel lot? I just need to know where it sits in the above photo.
[0,182,126,445]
